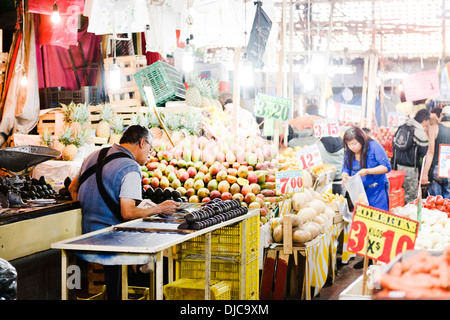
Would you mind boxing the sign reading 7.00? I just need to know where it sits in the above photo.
[254,93,292,122]
[348,204,419,263]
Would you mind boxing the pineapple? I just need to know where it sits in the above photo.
[196,79,213,109]
[96,103,114,139]
[208,78,223,110]
[40,128,53,148]
[148,110,163,140]
[182,111,202,144]
[163,112,185,146]
[185,76,202,108]
[58,126,77,161]
[60,102,76,123]
[109,115,124,145]
[70,103,90,135]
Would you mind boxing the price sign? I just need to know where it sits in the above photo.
[348,204,419,263]
[388,112,406,127]
[339,104,362,122]
[294,144,323,170]
[254,93,292,122]
[275,170,304,195]
[313,119,340,138]
[437,144,450,178]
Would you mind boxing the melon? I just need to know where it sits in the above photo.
[297,207,317,223]
[303,170,313,189]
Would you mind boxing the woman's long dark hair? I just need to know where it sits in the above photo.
[343,126,372,170]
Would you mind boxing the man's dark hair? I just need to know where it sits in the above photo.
[430,107,442,118]
[414,108,430,123]
[119,125,152,145]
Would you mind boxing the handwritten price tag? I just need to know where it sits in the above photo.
[254,93,292,122]
[437,144,450,178]
[313,119,340,138]
[294,144,323,170]
[339,104,361,122]
[348,204,419,263]
[388,112,406,127]
[275,170,304,195]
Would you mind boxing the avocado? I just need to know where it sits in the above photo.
[39,176,48,186]
[145,186,155,200]
[64,177,72,189]
[154,187,164,203]
[171,190,182,199]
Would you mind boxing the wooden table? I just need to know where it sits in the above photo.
[51,209,258,300]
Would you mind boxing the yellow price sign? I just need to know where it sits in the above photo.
[348,204,419,263]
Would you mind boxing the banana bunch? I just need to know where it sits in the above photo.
[322,192,345,204]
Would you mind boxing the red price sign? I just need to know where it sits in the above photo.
[313,119,340,138]
[339,104,361,122]
[275,170,303,195]
[387,112,406,127]
[348,204,419,263]
[294,144,323,170]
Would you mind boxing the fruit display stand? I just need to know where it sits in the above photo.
[51,208,259,300]
[261,213,343,300]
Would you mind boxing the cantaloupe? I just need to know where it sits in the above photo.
[308,199,326,214]
[324,206,335,219]
[308,188,322,200]
[273,225,283,243]
[303,222,320,238]
[280,214,302,227]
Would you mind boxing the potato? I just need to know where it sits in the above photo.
[273,225,283,243]
[293,229,312,243]
[297,207,317,223]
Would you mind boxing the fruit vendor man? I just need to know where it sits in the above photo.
[68,124,180,299]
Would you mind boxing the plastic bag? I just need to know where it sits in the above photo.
[0,258,17,300]
[343,174,369,208]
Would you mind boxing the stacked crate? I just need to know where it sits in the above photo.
[175,213,260,300]
[103,55,147,108]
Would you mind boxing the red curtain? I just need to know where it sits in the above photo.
[35,16,101,90]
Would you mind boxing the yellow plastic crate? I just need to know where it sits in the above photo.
[164,279,231,300]
[175,214,260,300]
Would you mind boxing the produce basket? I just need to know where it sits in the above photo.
[163,278,231,300]
[133,61,186,106]
[387,170,406,192]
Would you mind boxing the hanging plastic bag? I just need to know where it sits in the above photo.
[28,0,84,15]
[343,173,369,209]
[0,258,17,300]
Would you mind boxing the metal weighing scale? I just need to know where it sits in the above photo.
[0,145,61,208]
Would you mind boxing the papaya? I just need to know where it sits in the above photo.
[260,189,276,197]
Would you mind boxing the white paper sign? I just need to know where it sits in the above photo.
[294,144,323,170]
[313,119,340,138]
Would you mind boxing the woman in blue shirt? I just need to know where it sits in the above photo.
[341,127,392,211]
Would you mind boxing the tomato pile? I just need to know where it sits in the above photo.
[412,195,450,218]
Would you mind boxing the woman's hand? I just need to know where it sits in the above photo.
[420,173,429,185]
[358,168,370,177]
[341,173,350,185]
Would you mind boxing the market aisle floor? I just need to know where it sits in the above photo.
[313,255,365,300]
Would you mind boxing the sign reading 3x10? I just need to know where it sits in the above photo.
[254,93,293,122]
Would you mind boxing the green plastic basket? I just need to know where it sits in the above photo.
[133,61,186,106]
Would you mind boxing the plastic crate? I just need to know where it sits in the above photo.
[387,170,407,192]
[389,187,405,211]
[163,279,231,300]
[133,61,186,106]
[44,86,101,108]
[175,214,260,300]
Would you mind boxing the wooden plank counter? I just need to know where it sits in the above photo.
[0,201,81,261]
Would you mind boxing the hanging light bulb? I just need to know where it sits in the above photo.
[51,2,61,24]
[240,59,254,87]
[109,58,121,90]
[20,71,27,86]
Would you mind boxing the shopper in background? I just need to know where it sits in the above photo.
[69,125,180,300]
[430,107,442,127]
[421,106,450,197]
[391,109,430,204]
[341,126,392,211]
